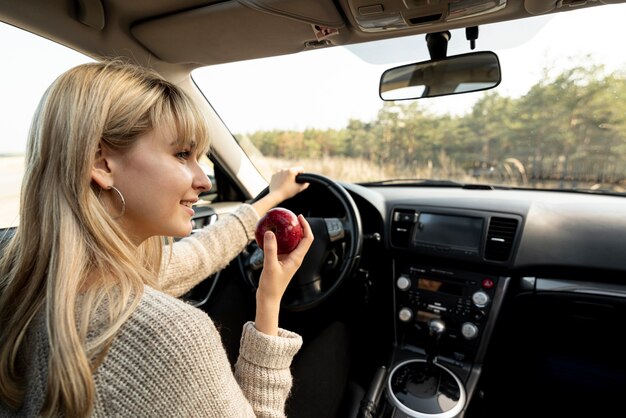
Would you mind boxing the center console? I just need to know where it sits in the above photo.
[394,263,501,369]
[364,206,519,418]
[377,261,508,418]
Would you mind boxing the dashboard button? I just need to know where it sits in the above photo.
[461,322,479,340]
[472,291,490,308]
[398,307,413,322]
[482,278,495,289]
[396,275,411,291]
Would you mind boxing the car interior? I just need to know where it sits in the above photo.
[1,1,626,418]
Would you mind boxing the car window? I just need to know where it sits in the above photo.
[193,4,626,194]
[0,22,93,228]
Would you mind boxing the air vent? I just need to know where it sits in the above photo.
[390,209,418,248]
[484,217,518,262]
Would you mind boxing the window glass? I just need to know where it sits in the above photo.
[193,4,626,193]
[0,22,93,227]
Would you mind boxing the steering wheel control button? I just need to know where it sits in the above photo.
[397,275,411,291]
[324,251,340,270]
[461,322,479,340]
[324,218,345,242]
[471,291,490,308]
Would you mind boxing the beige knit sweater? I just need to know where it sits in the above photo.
[1,204,303,418]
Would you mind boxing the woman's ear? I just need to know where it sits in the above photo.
[91,145,114,190]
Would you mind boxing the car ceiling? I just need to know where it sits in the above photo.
[1,0,623,79]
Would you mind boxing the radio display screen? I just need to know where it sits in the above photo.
[417,278,464,296]
[413,213,483,251]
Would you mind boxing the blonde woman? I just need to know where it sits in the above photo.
[0,60,313,417]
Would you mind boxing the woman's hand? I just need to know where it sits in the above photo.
[251,167,309,217]
[269,167,309,202]
[254,215,313,336]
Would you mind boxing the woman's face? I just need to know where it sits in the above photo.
[110,125,211,244]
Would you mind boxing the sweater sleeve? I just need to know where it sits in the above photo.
[158,204,259,297]
[93,288,302,418]
[236,321,303,417]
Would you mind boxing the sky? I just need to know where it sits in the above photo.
[1,3,626,155]
[0,23,94,155]
[193,3,626,135]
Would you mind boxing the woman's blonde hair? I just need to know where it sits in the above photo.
[0,60,210,416]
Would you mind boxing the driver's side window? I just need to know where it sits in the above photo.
[0,22,93,228]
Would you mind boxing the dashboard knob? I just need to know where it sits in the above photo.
[398,307,414,322]
[471,290,490,308]
[396,275,412,291]
[461,322,479,340]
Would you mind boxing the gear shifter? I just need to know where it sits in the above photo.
[425,318,446,367]
[386,317,466,417]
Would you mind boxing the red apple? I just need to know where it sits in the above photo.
[255,207,303,254]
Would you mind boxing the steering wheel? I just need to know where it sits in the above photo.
[238,173,363,311]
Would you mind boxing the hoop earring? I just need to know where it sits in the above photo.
[98,186,126,219]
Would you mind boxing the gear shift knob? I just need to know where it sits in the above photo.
[428,318,446,336]
[426,318,446,365]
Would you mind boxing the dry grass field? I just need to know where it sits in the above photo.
[2,152,622,229]
[256,155,475,184]
[253,155,624,193]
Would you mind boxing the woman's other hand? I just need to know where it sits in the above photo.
[254,214,313,336]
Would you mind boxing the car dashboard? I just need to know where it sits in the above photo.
[340,183,626,417]
[3,182,623,417]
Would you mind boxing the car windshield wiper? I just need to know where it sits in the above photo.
[360,179,517,191]
[359,178,466,187]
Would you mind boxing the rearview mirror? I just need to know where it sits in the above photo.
[379,51,501,101]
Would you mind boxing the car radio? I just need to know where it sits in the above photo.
[389,207,522,264]
[394,263,500,366]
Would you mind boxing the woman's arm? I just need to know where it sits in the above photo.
[158,204,258,297]
[158,167,310,297]
[94,290,303,418]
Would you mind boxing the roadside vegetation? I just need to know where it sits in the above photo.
[238,65,626,191]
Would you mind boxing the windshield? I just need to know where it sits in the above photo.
[192,4,626,193]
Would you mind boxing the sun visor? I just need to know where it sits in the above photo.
[236,0,345,28]
[131,0,345,65]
